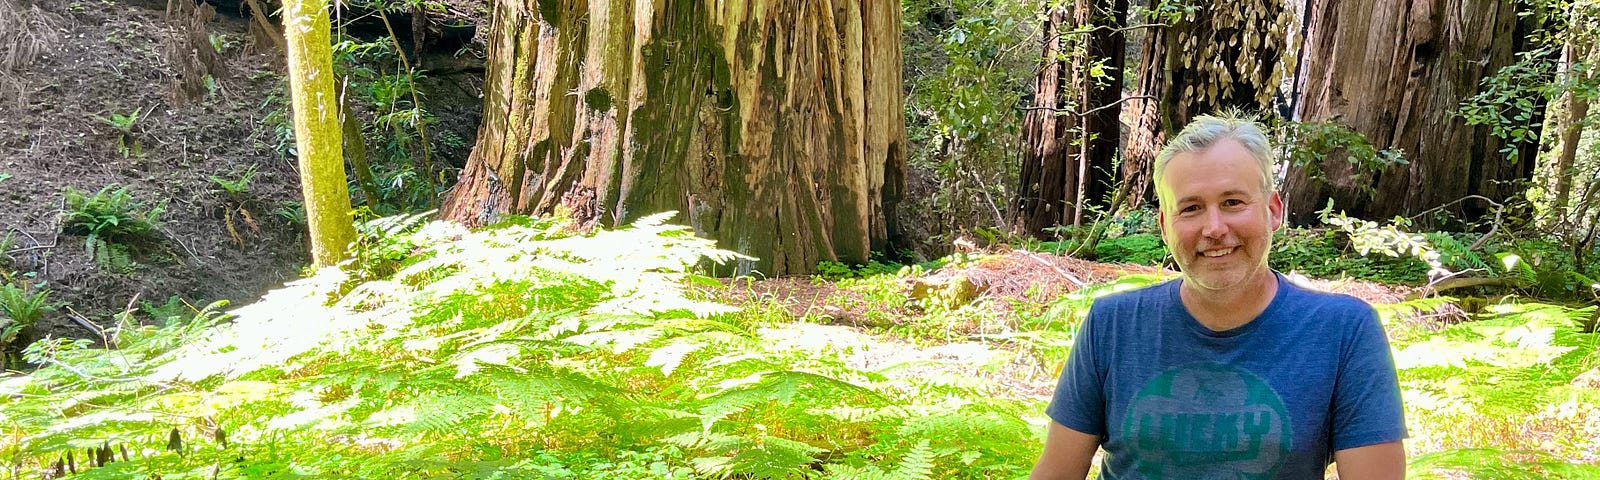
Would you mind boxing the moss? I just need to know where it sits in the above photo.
[584,87,613,112]
[537,0,562,28]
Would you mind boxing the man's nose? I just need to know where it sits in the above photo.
[1201,209,1227,238]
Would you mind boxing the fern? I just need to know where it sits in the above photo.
[823,440,937,480]
[403,393,498,436]
[1409,448,1600,479]
[667,430,826,479]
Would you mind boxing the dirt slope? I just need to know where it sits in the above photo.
[0,0,483,348]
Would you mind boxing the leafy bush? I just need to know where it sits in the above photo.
[62,184,165,241]
[1270,228,1431,283]
[1279,120,1407,197]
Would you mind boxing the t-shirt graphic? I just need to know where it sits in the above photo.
[1123,362,1291,479]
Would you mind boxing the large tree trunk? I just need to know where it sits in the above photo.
[1280,0,1536,226]
[283,0,354,268]
[1120,1,1293,208]
[1013,0,1127,237]
[440,0,906,276]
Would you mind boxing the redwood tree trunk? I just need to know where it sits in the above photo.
[1013,0,1125,237]
[1280,0,1536,226]
[440,0,906,276]
[1120,1,1293,208]
[1014,7,1078,237]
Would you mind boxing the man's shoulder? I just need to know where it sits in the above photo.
[1086,277,1178,317]
[1277,276,1379,320]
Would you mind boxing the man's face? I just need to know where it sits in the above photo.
[1157,138,1284,294]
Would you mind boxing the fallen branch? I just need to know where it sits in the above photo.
[1428,276,1523,292]
[1022,251,1086,288]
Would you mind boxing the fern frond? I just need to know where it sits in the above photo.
[691,371,885,433]
[670,431,826,479]
[892,440,937,480]
[403,393,496,436]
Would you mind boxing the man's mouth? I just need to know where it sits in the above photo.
[1200,247,1236,258]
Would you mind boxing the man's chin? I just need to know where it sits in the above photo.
[1183,268,1267,293]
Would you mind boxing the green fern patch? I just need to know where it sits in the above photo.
[3,212,1596,478]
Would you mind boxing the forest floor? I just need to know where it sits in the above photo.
[714,250,1600,467]
[0,0,482,347]
[718,249,1422,390]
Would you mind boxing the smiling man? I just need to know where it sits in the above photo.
[1029,114,1407,479]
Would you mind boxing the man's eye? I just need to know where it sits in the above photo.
[1181,205,1201,213]
[1223,199,1245,207]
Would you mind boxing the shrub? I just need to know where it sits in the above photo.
[62,184,166,271]
[62,184,165,241]
[0,282,50,343]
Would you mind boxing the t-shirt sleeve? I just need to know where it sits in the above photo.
[1045,303,1107,438]
[1331,304,1408,450]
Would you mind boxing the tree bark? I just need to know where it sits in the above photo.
[1120,0,1294,208]
[440,0,906,276]
[1014,8,1077,237]
[339,80,381,210]
[1280,0,1535,226]
[1073,0,1125,225]
[1013,0,1127,237]
[283,0,355,267]
[1550,41,1596,217]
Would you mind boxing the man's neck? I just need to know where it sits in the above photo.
[1179,271,1279,332]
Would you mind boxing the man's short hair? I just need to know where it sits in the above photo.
[1153,112,1276,208]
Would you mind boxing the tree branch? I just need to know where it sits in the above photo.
[1407,195,1504,251]
[1019,95,1156,117]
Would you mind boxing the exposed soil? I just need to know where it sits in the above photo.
[0,0,483,349]
[718,248,1422,329]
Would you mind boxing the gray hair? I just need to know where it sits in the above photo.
[1153,112,1276,208]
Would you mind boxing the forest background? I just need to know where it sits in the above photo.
[0,0,1599,477]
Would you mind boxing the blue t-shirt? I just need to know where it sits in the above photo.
[1046,272,1406,479]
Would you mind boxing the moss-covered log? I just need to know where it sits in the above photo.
[440,0,906,276]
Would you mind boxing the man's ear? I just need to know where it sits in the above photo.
[1269,192,1285,231]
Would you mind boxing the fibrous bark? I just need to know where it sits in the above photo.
[1013,0,1126,237]
[1280,0,1536,225]
[1121,1,1294,208]
[441,0,906,276]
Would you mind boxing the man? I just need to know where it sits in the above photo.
[1030,114,1407,479]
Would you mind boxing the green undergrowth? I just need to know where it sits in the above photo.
[1039,206,1600,301]
[1379,298,1600,478]
[0,214,1049,479]
[2,213,1596,478]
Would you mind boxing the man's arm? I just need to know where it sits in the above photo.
[1028,421,1100,480]
[1334,440,1405,480]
